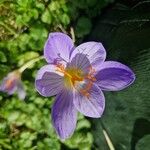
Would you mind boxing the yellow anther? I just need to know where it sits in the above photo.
[56,63,96,99]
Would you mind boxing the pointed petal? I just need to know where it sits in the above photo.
[0,76,17,95]
[70,42,106,71]
[52,89,77,139]
[73,84,105,118]
[95,61,135,91]
[68,53,91,75]
[17,81,26,100]
[44,32,74,64]
[35,64,64,97]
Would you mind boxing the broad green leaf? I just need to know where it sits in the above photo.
[136,135,150,150]
[89,1,150,150]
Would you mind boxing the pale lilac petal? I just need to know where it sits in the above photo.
[70,42,106,71]
[6,83,17,95]
[67,53,91,75]
[73,84,105,118]
[0,76,17,95]
[35,64,64,97]
[44,32,74,64]
[52,89,77,139]
[17,81,26,100]
[95,61,135,91]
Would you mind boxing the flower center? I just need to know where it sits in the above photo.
[5,71,20,90]
[5,79,14,90]
[56,63,96,98]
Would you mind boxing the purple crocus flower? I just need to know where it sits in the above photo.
[0,71,26,100]
[35,32,135,139]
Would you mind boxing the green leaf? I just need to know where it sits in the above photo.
[86,0,97,7]
[136,135,150,150]
[76,119,91,130]
[0,51,7,63]
[17,51,39,67]
[61,14,70,25]
[35,2,45,11]
[0,65,10,79]
[49,1,60,11]
[64,132,93,150]
[63,116,93,150]
[75,17,92,38]
[30,9,39,19]
[37,138,60,150]
[17,0,29,7]
[41,9,52,24]
[22,13,31,23]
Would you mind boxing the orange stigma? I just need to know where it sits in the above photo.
[56,63,96,98]
[5,79,14,90]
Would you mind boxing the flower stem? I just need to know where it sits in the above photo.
[70,27,75,43]
[100,121,115,150]
[18,56,44,73]
[56,24,67,34]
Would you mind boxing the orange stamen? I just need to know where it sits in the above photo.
[56,63,96,99]
[5,79,13,89]
[56,63,72,78]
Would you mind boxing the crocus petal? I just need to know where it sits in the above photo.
[0,76,17,95]
[52,89,77,139]
[73,84,105,118]
[44,32,74,64]
[95,61,135,91]
[68,53,91,75]
[35,64,64,97]
[17,81,26,100]
[70,42,106,71]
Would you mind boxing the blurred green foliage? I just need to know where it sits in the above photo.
[0,0,114,149]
